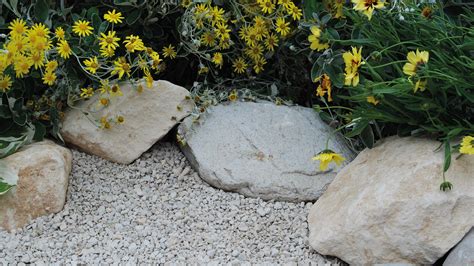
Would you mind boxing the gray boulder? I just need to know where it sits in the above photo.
[178,101,354,201]
[444,228,474,266]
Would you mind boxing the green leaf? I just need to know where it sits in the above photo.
[443,141,451,172]
[303,0,318,20]
[345,119,369,138]
[360,125,375,148]
[126,9,142,25]
[0,161,18,196]
[33,121,46,141]
[34,0,50,22]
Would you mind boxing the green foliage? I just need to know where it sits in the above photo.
[306,0,473,185]
[0,161,18,196]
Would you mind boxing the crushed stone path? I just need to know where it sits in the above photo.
[0,142,340,264]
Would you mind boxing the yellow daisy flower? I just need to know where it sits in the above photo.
[460,136,474,155]
[288,4,303,20]
[123,35,145,53]
[116,116,125,124]
[72,20,94,37]
[162,45,177,59]
[259,0,275,14]
[312,150,346,171]
[109,84,123,97]
[99,31,120,51]
[278,0,292,9]
[30,51,45,69]
[275,17,290,36]
[233,58,248,74]
[343,46,363,86]
[30,23,50,38]
[0,75,13,92]
[245,44,264,61]
[228,90,238,101]
[42,71,57,86]
[55,27,65,39]
[264,33,279,51]
[403,49,429,77]
[201,32,216,47]
[112,57,131,79]
[367,96,379,105]
[104,9,124,24]
[13,54,33,78]
[352,0,385,20]
[8,18,27,37]
[45,60,59,72]
[57,40,72,59]
[80,87,94,98]
[84,57,100,74]
[253,57,267,74]
[212,52,223,68]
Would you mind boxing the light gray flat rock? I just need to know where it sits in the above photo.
[444,228,474,266]
[178,101,354,201]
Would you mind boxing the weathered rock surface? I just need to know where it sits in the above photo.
[178,101,354,202]
[308,136,474,265]
[61,80,193,164]
[444,228,474,266]
[0,140,72,231]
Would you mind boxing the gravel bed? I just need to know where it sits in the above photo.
[0,142,340,264]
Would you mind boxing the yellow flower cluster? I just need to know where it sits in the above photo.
[0,19,58,91]
[1,10,172,130]
[187,0,301,75]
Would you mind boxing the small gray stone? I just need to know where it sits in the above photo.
[443,228,474,266]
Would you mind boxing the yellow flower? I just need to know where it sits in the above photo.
[100,116,111,129]
[308,26,329,51]
[99,31,120,51]
[228,90,238,101]
[233,58,248,74]
[275,17,290,36]
[201,31,216,47]
[8,18,27,37]
[72,20,94,37]
[55,27,65,39]
[264,33,279,51]
[30,51,45,69]
[259,0,275,14]
[57,40,72,59]
[245,44,264,61]
[150,52,162,69]
[100,47,115,58]
[403,49,429,76]
[244,27,260,47]
[30,23,50,38]
[45,60,58,72]
[333,0,345,18]
[352,0,385,20]
[208,6,225,26]
[315,74,332,102]
[0,75,13,92]
[84,57,100,74]
[343,46,363,86]
[414,79,427,93]
[253,57,267,74]
[278,0,292,9]
[162,44,177,59]
[42,71,57,86]
[218,37,231,50]
[109,84,123,97]
[215,22,231,40]
[6,36,28,55]
[367,96,379,105]
[288,4,303,20]
[198,66,209,75]
[116,115,125,124]
[99,97,110,106]
[104,9,124,24]
[181,0,192,8]
[212,52,223,68]
[112,57,131,79]
[99,79,110,94]
[80,87,94,98]
[123,35,145,53]
[13,54,33,78]
[459,136,474,155]
[312,150,346,171]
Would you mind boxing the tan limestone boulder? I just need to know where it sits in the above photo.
[61,80,193,164]
[0,140,72,231]
[308,136,474,265]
